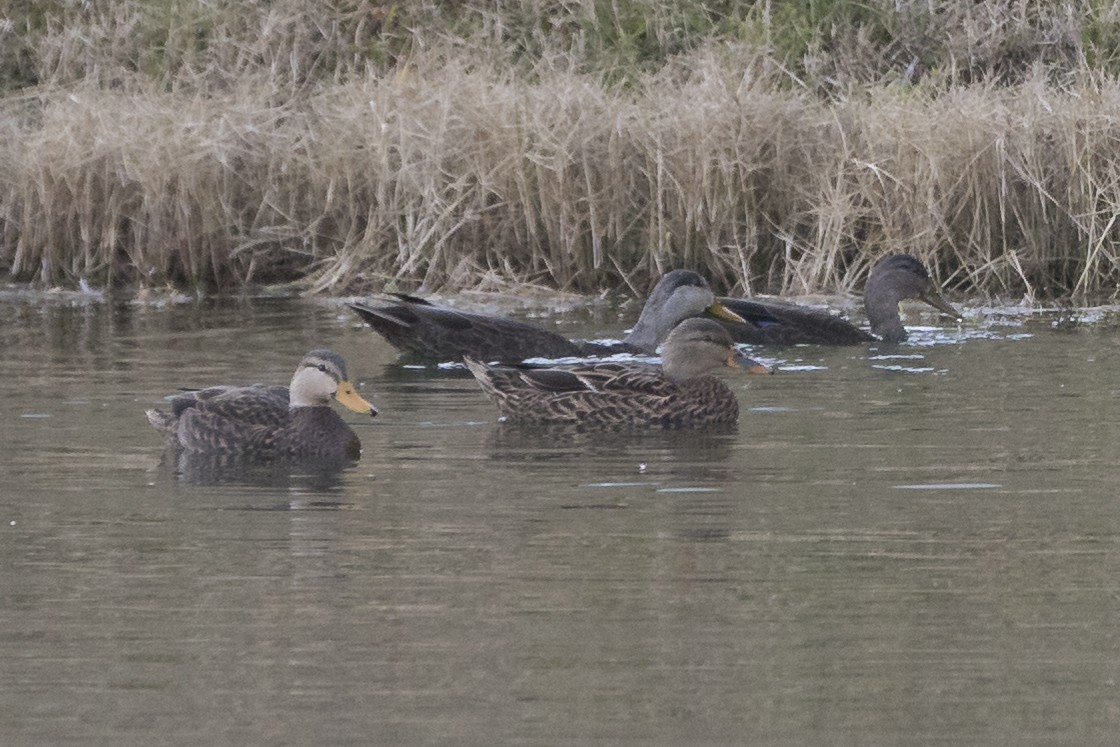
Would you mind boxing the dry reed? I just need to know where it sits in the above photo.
[4,2,1120,299]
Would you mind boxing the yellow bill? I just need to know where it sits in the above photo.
[335,380,379,416]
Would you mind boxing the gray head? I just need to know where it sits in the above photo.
[625,270,744,353]
[863,254,960,343]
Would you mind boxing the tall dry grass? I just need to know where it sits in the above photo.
[5,2,1120,298]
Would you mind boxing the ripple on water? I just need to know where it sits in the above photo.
[893,482,1003,490]
[4,293,1120,746]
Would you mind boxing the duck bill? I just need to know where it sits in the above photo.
[726,349,773,375]
[335,380,379,416]
[919,289,962,320]
[707,300,746,324]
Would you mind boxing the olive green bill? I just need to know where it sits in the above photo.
[919,288,962,320]
[707,300,747,324]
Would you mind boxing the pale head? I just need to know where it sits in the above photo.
[288,349,378,415]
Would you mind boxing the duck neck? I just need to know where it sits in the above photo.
[661,348,715,383]
[625,304,690,354]
[864,279,907,343]
[288,368,328,409]
[865,294,906,342]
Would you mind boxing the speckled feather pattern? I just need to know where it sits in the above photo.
[150,384,361,460]
[465,360,740,427]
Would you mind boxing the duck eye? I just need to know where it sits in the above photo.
[317,364,328,372]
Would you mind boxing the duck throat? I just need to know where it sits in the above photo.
[622,313,668,354]
[865,295,908,343]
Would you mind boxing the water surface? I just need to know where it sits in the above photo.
[2,290,1120,744]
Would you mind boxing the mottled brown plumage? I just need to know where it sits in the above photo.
[146,350,377,461]
[713,254,961,345]
[463,318,771,428]
[348,270,745,363]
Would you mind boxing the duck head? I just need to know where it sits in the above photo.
[625,270,745,353]
[660,318,772,382]
[864,254,960,343]
[289,350,378,415]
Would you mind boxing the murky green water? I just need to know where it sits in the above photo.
[2,289,1120,744]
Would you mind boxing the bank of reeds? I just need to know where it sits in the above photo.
[4,1,1120,298]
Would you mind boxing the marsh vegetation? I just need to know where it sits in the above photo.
[4,1,1120,299]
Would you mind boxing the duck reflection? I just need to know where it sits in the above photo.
[484,421,736,469]
[154,448,351,493]
[483,422,740,543]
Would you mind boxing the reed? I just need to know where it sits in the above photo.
[4,1,1120,298]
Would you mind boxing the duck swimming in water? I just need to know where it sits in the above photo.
[146,349,377,461]
[463,318,771,428]
[711,254,961,345]
[348,270,745,364]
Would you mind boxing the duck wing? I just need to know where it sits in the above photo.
[349,297,583,363]
[174,407,280,453]
[159,384,288,453]
[169,384,289,423]
[515,361,671,396]
[715,297,873,346]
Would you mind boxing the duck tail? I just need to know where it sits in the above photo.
[463,357,502,398]
[462,356,490,382]
[146,408,176,435]
[347,301,411,330]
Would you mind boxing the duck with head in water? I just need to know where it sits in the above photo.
[146,349,377,461]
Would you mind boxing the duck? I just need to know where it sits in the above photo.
[463,318,772,427]
[348,270,745,364]
[711,253,961,345]
[146,349,377,461]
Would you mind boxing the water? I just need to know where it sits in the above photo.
[2,289,1120,744]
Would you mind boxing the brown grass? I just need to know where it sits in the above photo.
[4,3,1120,299]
